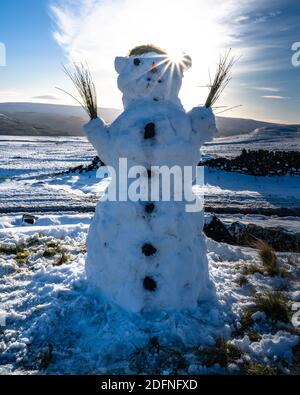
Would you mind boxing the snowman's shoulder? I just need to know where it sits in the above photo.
[188,106,215,122]
[83,117,107,136]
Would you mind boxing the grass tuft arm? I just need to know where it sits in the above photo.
[205,50,236,108]
[59,62,98,120]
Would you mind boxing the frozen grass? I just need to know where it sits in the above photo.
[251,238,279,276]
[54,252,70,267]
[0,244,31,263]
[15,250,30,264]
[242,238,289,278]
[244,363,277,375]
[236,275,249,287]
[243,263,265,276]
[0,235,79,269]
[198,338,242,368]
[241,292,291,329]
[129,337,186,374]
[0,244,23,255]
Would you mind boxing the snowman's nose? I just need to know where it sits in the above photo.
[151,62,158,73]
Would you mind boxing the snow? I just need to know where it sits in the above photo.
[0,215,298,374]
[205,169,300,201]
[217,214,300,234]
[1,131,299,220]
[0,62,299,372]
[203,168,300,212]
[231,332,298,363]
[202,125,300,158]
[0,135,94,179]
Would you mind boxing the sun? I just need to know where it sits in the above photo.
[167,50,185,66]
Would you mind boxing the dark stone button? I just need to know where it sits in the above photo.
[134,58,141,66]
[142,244,157,256]
[144,123,155,139]
[145,203,155,214]
[143,276,157,292]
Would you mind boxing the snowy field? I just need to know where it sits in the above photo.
[0,135,300,374]
[0,214,299,374]
[202,126,300,159]
[1,135,300,220]
[0,135,94,179]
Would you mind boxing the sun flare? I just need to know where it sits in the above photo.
[52,0,237,109]
[167,50,185,66]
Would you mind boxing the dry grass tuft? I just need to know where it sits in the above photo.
[236,275,249,287]
[129,44,167,56]
[243,264,265,276]
[205,49,236,108]
[251,238,278,275]
[241,291,291,329]
[59,63,98,120]
[255,292,290,323]
[245,363,277,375]
[54,253,70,267]
[199,338,242,368]
[15,250,30,264]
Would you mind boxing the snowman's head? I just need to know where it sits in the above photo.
[115,45,192,108]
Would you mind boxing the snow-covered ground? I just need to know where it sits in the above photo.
[202,126,300,159]
[0,135,93,179]
[203,168,300,214]
[1,136,300,221]
[218,214,300,234]
[0,214,299,374]
[0,135,299,374]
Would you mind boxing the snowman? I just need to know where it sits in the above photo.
[83,45,218,313]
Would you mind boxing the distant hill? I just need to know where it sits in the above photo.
[0,103,120,137]
[252,125,300,140]
[215,116,277,137]
[0,102,298,137]
[0,113,65,137]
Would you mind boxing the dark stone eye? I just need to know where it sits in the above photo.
[142,244,157,256]
[144,122,155,139]
[143,276,157,292]
[158,79,162,83]
[134,58,141,66]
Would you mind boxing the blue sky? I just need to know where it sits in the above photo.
[0,0,299,123]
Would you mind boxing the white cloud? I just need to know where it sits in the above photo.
[253,86,280,92]
[32,95,59,100]
[234,15,249,24]
[262,95,290,100]
[49,0,248,108]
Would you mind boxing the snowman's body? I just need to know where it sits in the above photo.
[84,51,217,312]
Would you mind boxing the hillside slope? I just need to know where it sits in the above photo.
[0,102,298,137]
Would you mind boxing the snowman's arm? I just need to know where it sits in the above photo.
[83,117,112,165]
[188,106,218,146]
